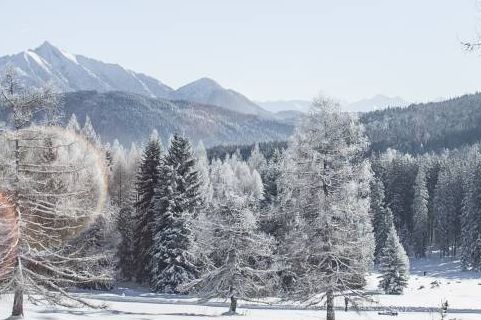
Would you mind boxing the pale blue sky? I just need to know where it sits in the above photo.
[1,0,481,102]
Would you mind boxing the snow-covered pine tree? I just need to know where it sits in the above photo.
[150,164,197,292]
[370,178,394,262]
[378,226,410,294]
[247,143,267,175]
[185,195,275,314]
[434,162,464,257]
[412,167,429,257]
[66,113,81,133]
[164,134,202,216]
[149,134,201,292]
[82,115,101,146]
[133,131,162,283]
[460,158,481,269]
[262,148,282,206]
[281,97,374,320]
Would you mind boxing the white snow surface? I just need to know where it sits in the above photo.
[0,257,479,319]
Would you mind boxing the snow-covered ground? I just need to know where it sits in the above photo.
[1,257,479,320]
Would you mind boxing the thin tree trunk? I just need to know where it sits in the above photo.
[12,136,24,318]
[11,285,23,317]
[326,288,335,320]
[229,296,237,313]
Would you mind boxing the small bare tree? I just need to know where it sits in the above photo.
[0,67,110,317]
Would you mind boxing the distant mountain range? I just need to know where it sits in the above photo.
[0,42,268,117]
[259,95,410,113]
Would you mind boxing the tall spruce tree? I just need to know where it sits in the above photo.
[378,226,410,294]
[461,160,481,269]
[434,163,464,257]
[150,134,201,292]
[165,134,202,216]
[412,167,429,257]
[133,131,162,283]
[150,164,197,292]
[370,178,394,262]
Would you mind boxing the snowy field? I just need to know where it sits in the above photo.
[1,257,480,320]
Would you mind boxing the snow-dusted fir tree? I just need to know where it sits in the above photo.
[378,226,410,294]
[0,68,110,317]
[433,163,464,257]
[247,143,267,175]
[461,158,481,269]
[133,131,162,283]
[82,115,101,146]
[164,134,202,216]
[185,195,275,314]
[150,164,197,292]
[281,97,374,320]
[370,178,394,262]
[262,148,282,206]
[412,167,429,257]
[66,113,81,133]
[150,134,201,292]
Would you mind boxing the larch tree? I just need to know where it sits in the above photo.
[281,97,374,320]
[412,167,429,257]
[185,195,275,315]
[378,226,410,294]
[0,68,110,317]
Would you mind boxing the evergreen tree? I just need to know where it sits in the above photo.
[149,134,201,292]
[378,226,410,294]
[165,134,202,216]
[133,131,162,283]
[434,163,464,257]
[461,160,481,269]
[262,148,282,206]
[151,165,197,292]
[247,143,267,175]
[82,115,101,146]
[412,167,429,257]
[66,113,81,133]
[370,178,394,262]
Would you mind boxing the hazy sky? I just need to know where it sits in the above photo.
[1,0,481,102]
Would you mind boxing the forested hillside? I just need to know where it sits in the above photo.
[60,91,293,147]
[361,93,481,153]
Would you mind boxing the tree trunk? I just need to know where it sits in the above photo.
[326,288,335,320]
[229,296,237,314]
[12,136,23,318]
[12,286,23,317]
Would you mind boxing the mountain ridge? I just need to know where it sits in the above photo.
[0,42,270,117]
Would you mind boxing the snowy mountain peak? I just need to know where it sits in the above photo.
[177,77,223,92]
[0,42,270,117]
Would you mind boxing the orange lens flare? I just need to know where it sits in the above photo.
[0,192,18,282]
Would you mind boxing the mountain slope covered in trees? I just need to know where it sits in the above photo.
[60,91,293,146]
[361,93,481,154]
